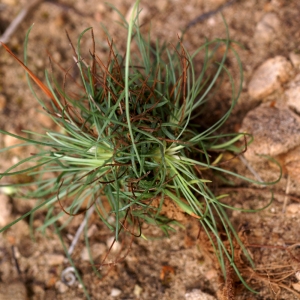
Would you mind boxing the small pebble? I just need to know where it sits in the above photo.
[254,12,280,44]
[133,284,143,297]
[47,254,65,266]
[286,203,300,215]
[185,289,216,300]
[289,52,300,69]
[110,288,122,297]
[292,282,300,292]
[248,56,293,100]
[205,269,218,280]
[81,247,90,261]
[107,215,115,225]
[106,236,121,253]
[55,280,69,294]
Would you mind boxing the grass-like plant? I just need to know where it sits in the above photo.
[0,1,280,296]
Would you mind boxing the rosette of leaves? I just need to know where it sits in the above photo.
[0,1,280,294]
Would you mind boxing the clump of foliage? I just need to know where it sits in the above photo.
[0,1,280,295]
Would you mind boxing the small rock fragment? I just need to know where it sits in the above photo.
[47,254,65,266]
[81,243,106,261]
[185,289,216,300]
[18,236,36,258]
[289,52,300,69]
[0,194,12,227]
[292,282,300,292]
[248,56,293,100]
[240,104,300,161]
[205,269,218,280]
[286,204,300,215]
[106,236,121,253]
[111,288,122,297]
[133,284,143,297]
[81,247,90,261]
[254,13,280,44]
[285,74,300,113]
[55,280,69,294]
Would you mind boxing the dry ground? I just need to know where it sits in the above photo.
[1,0,300,299]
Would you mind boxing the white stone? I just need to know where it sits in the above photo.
[254,13,280,44]
[248,56,293,100]
[55,280,69,294]
[0,194,12,227]
[133,284,143,297]
[111,288,122,297]
[286,74,300,113]
[185,289,216,300]
[240,104,300,162]
[106,236,121,253]
[81,247,89,261]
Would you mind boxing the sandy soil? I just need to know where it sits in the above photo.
[1,0,300,299]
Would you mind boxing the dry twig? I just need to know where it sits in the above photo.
[0,0,43,45]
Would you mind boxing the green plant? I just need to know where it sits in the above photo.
[0,1,280,295]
